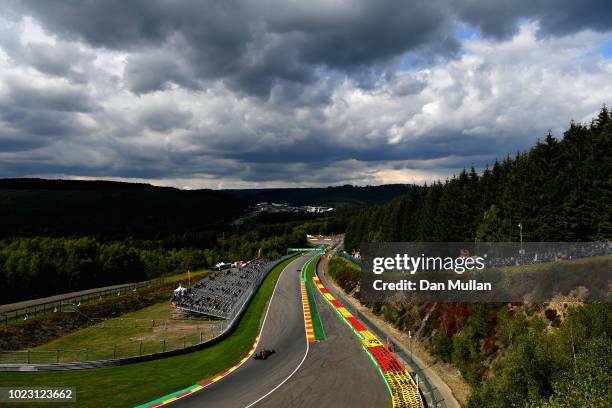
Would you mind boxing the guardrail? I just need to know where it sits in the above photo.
[0,254,296,371]
[347,305,445,407]
[1,281,152,327]
[322,255,444,408]
[0,320,225,365]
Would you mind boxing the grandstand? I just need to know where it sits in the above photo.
[171,259,273,320]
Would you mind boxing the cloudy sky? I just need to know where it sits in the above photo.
[0,1,611,188]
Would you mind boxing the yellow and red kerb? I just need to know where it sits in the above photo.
[313,277,370,335]
[301,281,316,343]
[143,336,261,408]
[312,276,423,408]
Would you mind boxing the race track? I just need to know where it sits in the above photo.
[169,245,390,408]
[172,253,312,408]
[256,258,390,408]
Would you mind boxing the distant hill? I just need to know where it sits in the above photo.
[223,184,419,208]
[0,180,418,239]
[0,179,247,238]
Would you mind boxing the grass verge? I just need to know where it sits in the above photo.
[19,302,218,363]
[0,272,211,352]
[302,255,325,341]
[0,256,297,408]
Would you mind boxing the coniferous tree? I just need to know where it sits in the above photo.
[344,107,612,249]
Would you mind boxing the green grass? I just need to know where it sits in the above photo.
[0,271,212,354]
[0,255,298,408]
[3,303,218,364]
[302,255,326,341]
[159,269,209,285]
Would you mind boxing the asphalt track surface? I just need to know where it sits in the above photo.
[256,259,390,408]
[172,254,313,408]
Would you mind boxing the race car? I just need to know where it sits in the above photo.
[253,348,276,360]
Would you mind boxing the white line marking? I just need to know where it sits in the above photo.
[243,255,312,408]
[251,255,305,357]
[212,255,304,384]
[163,255,305,406]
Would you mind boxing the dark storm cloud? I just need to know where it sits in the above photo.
[0,131,51,152]
[1,1,611,187]
[0,80,95,154]
[14,0,611,98]
[455,0,612,39]
[233,160,371,185]
[14,0,461,97]
[6,81,95,113]
[139,106,193,133]
[2,82,92,135]
[124,48,201,94]
[220,128,510,166]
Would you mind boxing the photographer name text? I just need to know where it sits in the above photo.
[372,279,492,292]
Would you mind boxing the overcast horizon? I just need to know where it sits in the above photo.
[1,1,611,189]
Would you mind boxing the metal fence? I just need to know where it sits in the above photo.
[1,281,151,326]
[323,253,444,408]
[333,295,444,407]
[0,254,296,370]
[0,319,226,365]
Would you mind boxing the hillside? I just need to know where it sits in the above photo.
[338,107,612,407]
[0,179,247,239]
[328,252,611,407]
[345,107,612,249]
[224,184,419,208]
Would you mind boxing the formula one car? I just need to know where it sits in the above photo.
[253,348,276,360]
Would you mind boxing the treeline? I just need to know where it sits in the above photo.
[465,303,610,407]
[0,178,360,303]
[0,179,247,239]
[329,254,611,406]
[426,301,610,407]
[224,184,419,208]
[0,228,305,304]
[345,107,612,249]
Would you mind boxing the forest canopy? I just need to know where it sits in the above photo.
[345,107,612,249]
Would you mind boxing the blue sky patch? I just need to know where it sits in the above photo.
[602,40,612,58]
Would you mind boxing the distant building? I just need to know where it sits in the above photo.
[252,202,333,214]
[215,262,231,270]
[305,206,334,213]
